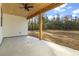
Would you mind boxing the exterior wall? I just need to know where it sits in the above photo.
[0,27,2,44]
[0,4,2,44]
[2,14,28,37]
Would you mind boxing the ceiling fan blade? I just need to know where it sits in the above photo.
[26,8,30,11]
[20,3,33,11]
[26,6,33,8]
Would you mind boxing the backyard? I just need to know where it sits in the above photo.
[28,30,79,50]
[28,3,79,51]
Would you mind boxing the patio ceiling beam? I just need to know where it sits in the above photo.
[27,3,64,19]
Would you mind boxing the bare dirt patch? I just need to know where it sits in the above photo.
[28,30,79,50]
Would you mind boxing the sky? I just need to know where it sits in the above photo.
[44,3,79,20]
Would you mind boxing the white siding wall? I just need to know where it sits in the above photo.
[0,4,2,44]
[2,14,28,37]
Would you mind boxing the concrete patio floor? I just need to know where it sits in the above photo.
[0,36,79,56]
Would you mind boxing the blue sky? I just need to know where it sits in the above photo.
[44,3,79,20]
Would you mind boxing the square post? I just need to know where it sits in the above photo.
[32,18,34,31]
[39,14,42,40]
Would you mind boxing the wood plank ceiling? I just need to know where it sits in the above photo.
[2,3,63,19]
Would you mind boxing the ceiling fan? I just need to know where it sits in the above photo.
[20,3,34,11]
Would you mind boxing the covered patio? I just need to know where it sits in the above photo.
[0,3,79,56]
[1,36,79,56]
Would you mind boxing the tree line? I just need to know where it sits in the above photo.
[28,14,79,30]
